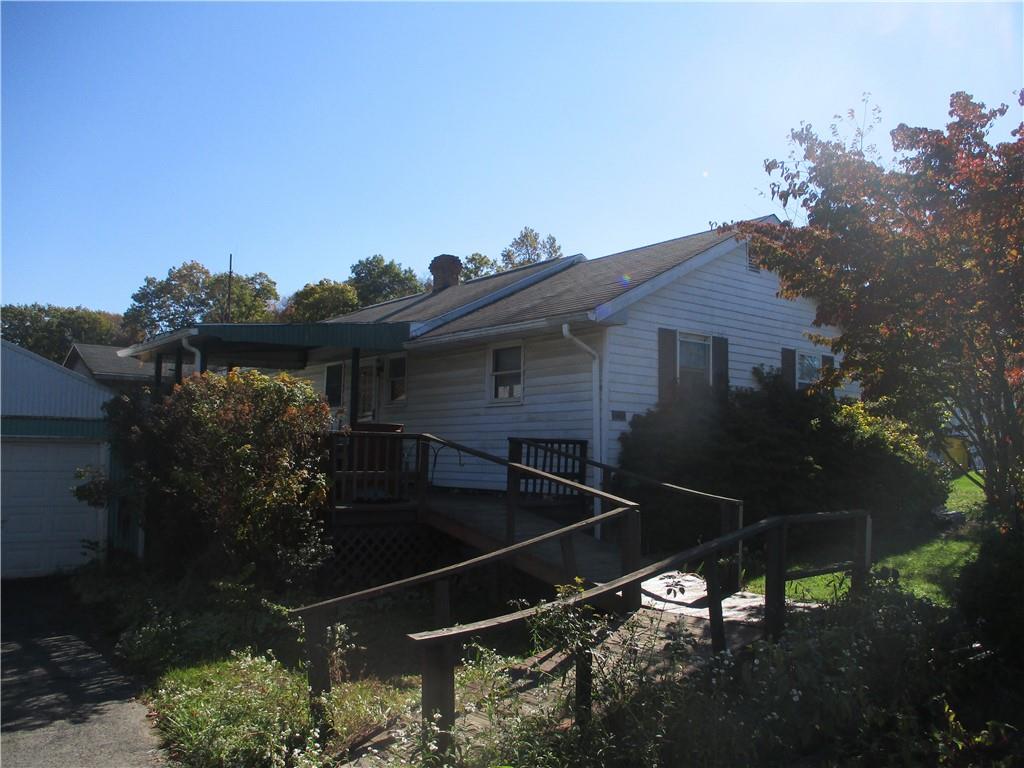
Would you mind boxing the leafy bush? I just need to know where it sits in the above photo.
[72,557,301,678]
[152,652,325,768]
[957,526,1024,671]
[616,369,947,550]
[151,652,415,768]
[78,370,332,587]
[462,583,1022,768]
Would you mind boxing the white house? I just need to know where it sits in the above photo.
[1,341,114,578]
[119,219,853,493]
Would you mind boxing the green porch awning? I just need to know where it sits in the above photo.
[118,322,412,368]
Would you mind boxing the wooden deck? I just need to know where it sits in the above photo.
[422,490,628,587]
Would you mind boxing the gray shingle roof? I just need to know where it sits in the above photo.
[66,343,192,380]
[417,226,736,338]
[326,259,557,324]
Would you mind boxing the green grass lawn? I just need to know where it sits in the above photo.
[947,471,987,517]
[745,473,987,605]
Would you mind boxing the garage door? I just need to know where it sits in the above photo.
[1,438,106,579]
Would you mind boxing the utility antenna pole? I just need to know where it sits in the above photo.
[226,253,233,323]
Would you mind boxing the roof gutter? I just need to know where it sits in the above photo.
[404,313,594,349]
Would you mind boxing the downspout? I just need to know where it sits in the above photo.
[562,323,603,531]
[181,334,203,375]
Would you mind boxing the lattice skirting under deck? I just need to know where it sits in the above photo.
[319,523,460,592]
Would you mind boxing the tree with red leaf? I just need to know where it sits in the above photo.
[734,91,1023,519]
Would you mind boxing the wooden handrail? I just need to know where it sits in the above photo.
[410,508,871,753]
[409,516,782,646]
[410,510,867,645]
[291,503,637,618]
[514,437,742,506]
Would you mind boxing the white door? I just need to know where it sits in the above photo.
[1,438,107,579]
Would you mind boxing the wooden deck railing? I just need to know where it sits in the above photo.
[302,431,872,753]
[297,431,643,720]
[515,437,745,591]
[328,430,426,508]
[508,437,588,501]
[409,509,872,752]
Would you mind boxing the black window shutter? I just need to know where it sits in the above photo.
[781,348,796,390]
[712,336,729,396]
[657,328,677,404]
[822,354,835,372]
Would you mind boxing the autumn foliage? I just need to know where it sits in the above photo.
[735,91,1024,518]
[92,370,332,586]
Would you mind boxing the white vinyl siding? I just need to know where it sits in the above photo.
[604,241,855,466]
[300,331,598,489]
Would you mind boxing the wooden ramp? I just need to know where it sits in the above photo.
[423,490,627,587]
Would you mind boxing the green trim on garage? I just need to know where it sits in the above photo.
[1,417,109,439]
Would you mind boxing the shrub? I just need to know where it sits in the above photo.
[151,652,415,767]
[73,557,302,678]
[956,526,1024,671]
[616,369,947,551]
[151,652,325,768]
[463,584,1022,768]
[78,370,332,587]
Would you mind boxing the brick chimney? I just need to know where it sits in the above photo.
[428,254,462,292]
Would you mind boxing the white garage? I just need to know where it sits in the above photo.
[1,341,113,579]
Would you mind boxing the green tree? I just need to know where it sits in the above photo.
[348,254,423,307]
[461,252,500,280]
[77,370,331,586]
[1,303,138,362]
[124,261,279,337]
[205,271,279,324]
[736,91,1023,517]
[280,279,360,322]
[500,226,562,269]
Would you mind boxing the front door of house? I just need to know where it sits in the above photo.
[358,364,376,422]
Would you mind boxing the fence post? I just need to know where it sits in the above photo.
[421,641,456,754]
[304,611,331,726]
[764,520,787,641]
[719,500,743,593]
[620,508,642,612]
[416,439,431,522]
[705,554,727,654]
[506,440,522,545]
[851,513,872,593]
[736,502,744,590]
[574,647,593,728]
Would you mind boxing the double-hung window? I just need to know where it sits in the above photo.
[325,363,344,408]
[387,357,406,402]
[677,333,711,393]
[490,346,523,402]
[797,352,821,389]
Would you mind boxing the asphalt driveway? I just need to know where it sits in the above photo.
[1,577,165,767]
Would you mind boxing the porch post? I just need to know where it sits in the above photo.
[174,346,184,384]
[348,347,361,427]
[153,353,163,398]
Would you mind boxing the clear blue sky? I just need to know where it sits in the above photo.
[2,1,1020,313]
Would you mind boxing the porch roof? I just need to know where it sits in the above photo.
[117,322,412,368]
